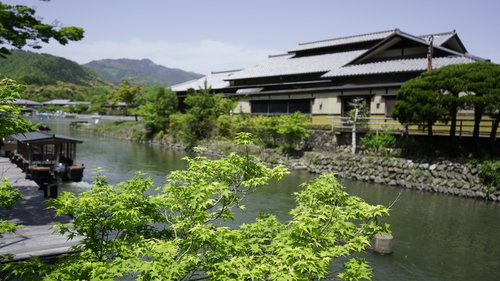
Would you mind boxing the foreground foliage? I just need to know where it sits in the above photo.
[0,78,35,137]
[2,134,389,280]
[0,79,35,264]
[0,178,23,239]
[0,2,83,58]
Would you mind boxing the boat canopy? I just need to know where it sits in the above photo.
[11,132,83,166]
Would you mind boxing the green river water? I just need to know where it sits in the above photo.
[46,119,499,281]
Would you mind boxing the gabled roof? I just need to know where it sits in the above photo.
[417,30,467,53]
[323,56,478,77]
[288,29,396,52]
[171,70,241,92]
[345,29,466,65]
[418,31,455,46]
[11,131,83,143]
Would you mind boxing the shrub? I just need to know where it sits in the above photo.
[479,160,500,190]
[361,130,397,155]
[277,112,311,151]
[215,115,236,140]
[303,123,331,131]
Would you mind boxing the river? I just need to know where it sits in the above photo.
[45,119,500,281]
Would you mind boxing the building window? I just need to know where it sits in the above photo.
[289,99,311,113]
[384,97,396,117]
[269,100,288,113]
[251,101,268,113]
[250,99,311,114]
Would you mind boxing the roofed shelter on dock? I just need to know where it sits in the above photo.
[9,132,85,188]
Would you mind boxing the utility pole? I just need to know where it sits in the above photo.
[352,107,359,154]
[349,97,365,154]
[427,35,434,71]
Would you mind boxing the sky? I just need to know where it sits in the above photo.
[4,0,500,75]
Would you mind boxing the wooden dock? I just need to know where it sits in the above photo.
[0,157,82,262]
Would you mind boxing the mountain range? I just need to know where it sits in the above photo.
[84,58,203,86]
[0,50,203,101]
[0,50,110,87]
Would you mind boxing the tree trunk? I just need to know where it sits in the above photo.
[427,121,434,151]
[449,107,457,138]
[427,121,433,137]
[490,116,500,143]
[473,106,484,140]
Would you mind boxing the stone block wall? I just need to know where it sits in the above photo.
[308,154,499,201]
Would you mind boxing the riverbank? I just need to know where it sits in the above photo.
[72,121,499,202]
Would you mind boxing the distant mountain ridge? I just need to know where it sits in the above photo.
[0,50,110,87]
[84,58,203,86]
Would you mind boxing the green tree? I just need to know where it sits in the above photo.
[392,72,447,138]
[485,93,500,142]
[393,62,500,143]
[424,64,468,139]
[3,133,390,280]
[181,85,234,146]
[108,77,145,120]
[0,2,84,58]
[108,77,144,106]
[460,62,500,142]
[140,86,178,133]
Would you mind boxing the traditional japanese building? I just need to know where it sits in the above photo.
[172,29,489,134]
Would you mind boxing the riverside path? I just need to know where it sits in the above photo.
[0,157,82,262]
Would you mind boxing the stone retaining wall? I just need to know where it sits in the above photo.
[307,153,500,202]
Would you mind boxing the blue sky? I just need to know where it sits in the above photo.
[5,0,500,74]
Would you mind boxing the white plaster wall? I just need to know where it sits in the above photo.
[234,100,251,113]
[370,89,387,115]
[312,92,341,115]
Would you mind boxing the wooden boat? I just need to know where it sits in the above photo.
[8,131,85,189]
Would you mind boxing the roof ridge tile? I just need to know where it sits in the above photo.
[297,29,397,46]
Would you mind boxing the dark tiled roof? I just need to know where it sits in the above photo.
[11,131,83,143]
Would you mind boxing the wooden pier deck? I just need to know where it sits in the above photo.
[0,157,82,262]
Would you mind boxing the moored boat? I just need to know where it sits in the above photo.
[8,131,85,190]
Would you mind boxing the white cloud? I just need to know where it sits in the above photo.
[34,39,279,75]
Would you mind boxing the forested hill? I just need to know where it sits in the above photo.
[0,50,110,87]
[84,58,203,86]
